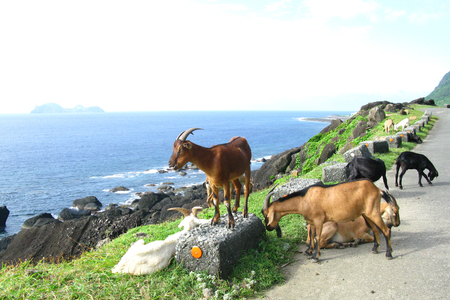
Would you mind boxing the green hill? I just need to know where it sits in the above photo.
[426,71,450,106]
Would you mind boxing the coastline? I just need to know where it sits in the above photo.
[296,114,353,123]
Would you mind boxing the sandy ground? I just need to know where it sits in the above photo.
[257,107,450,300]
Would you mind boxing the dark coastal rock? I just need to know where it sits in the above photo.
[252,147,302,190]
[0,207,152,267]
[110,186,129,193]
[22,213,61,229]
[0,206,9,227]
[73,196,102,210]
[138,192,166,211]
[368,106,386,123]
[352,124,367,139]
[319,143,336,164]
[0,234,15,255]
[410,97,436,106]
[320,119,342,134]
[58,208,92,221]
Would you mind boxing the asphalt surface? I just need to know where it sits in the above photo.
[258,108,450,300]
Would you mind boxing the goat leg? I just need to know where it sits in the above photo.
[224,199,235,229]
[419,169,432,186]
[310,224,322,263]
[211,193,220,225]
[304,225,313,256]
[231,179,241,215]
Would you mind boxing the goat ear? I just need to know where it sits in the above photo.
[183,142,192,149]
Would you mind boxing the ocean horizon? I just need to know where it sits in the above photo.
[0,110,352,238]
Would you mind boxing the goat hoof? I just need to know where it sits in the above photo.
[372,250,378,254]
[310,258,319,263]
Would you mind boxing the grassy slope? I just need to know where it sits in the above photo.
[0,105,438,300]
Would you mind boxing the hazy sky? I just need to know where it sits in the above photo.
[1,0,449,113]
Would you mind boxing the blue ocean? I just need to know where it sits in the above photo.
[0,111,351,238]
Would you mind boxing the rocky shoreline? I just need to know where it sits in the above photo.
[0,97,436,267]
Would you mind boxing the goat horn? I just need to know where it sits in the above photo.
[176,128,203,142]
[168,207,191,217]
[263,183,279,210]
[191,206,203,218]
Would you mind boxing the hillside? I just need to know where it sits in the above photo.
[426,70,450,106]
[31,103,105,113]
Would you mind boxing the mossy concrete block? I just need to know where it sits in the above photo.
[396,132,409,142]
[359,140,389,155]
[404,126,417,135]
[410,124,420,133]
[322,163,349,183]
[343,145,373,163]
[415,120,425,129]
[386,135,402,148]
[175,213,265,279]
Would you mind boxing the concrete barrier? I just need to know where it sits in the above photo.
[359,140,389,155]
[322,163,348,183]
[385,135,402,148]
[175,213,265,279]
[343,145,373,163]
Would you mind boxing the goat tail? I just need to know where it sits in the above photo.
[381,190,398,207]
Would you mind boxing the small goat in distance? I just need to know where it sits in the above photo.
[168,128,252,228]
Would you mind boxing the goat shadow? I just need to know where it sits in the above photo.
[388,228,449,257]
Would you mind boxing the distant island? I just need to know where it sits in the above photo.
[31,103,105,114]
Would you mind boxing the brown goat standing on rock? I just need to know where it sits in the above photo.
[168,128,252,228]
[262,180,394,262]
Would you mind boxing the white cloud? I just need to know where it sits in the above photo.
[302,0,378,20]
[383,8,406,21]
[265,0,292,12]
[408,12,442,24]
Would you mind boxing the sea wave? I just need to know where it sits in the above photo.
[91,169,159,180]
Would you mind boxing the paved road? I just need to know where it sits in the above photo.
[260,108,450,300]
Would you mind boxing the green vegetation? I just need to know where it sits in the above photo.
[0,105,438,299]
[426,70,450,106]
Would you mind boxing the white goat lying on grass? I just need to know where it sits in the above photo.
[112,206,209,275]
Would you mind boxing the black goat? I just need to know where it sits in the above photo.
[346,156,389,190]
[395,151,438,190]
[407,132,423,144]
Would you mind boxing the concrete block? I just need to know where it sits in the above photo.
[386,135,402,148]
[359,140,389,155]
[410,124,420,133]
[322,163,348,183]
[420,117,428,125]
[343,145,373,163]
[396,132,409,142]
[404,126,416,135]
[415,120,425,129]
[175,213,265,279]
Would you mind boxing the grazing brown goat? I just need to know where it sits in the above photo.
[384,119,394,134]
[168,128,252,228]
[306,192,400,249]
[262,180,394,262]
